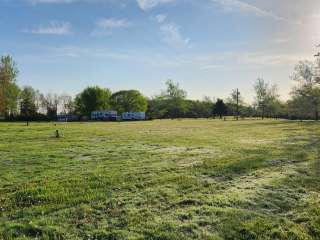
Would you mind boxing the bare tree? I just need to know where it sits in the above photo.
[254,78,279,119]
[291,61,320,120]
[59,94,74,115]
[40,93,61,120]
[227,89,244,120]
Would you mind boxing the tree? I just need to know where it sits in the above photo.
[20,86,39,119]
[227,89,244,119]
[75,86,112,117]
[185,97,213,118]
[146,96,168,119]
[290,60,320,120]
[214,99,227,119]
[40,93,61,120]
[60,94,75,114]
[202,96,215,118]
[146,80,188,119]
[5,84,20,117]
[110,90,147,113]
[0,55,19,117]
[254,78,268,119]
[253,78,279,119]
[161,80,188,118]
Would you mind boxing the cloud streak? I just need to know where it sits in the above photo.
[23,21,72,35]
[39,45,311,70]
[156,14,167,23]
[91,18,131,36]
[211,0,284,21]
[28,0,80,4]
[136,0,176,11]
[160,23,191,48]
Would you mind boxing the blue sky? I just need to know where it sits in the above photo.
[1,0,320,102]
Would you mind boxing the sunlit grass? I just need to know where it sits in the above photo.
[0,119,319,239]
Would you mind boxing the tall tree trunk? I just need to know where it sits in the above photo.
[0,88,4,116]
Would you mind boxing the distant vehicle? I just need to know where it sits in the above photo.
[57,114,79,122]
[122,112,146,121]
[91,110,118,121]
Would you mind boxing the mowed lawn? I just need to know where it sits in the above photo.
[0,120,320,240]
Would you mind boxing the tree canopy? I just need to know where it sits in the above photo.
[253,78,280,119]
[214,99,227,118]
[290,61,320,120]
[0,55,19,117]
[75,86,112,117]
[110,90,147,113]
[20,86,39,119]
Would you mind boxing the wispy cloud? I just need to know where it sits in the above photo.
[28,0,80,4]
[26,0,126,5]
[211,0,284,21]
[136,0,176,11]
[27,0,174,11]
[42,45,310,70]
[54,46,132,60]
[152,13,191,49]
[91,18,131,36]
[156,14,167,23]
[160,22,191,48]
[23,21,72,35]
[273,37,290,44]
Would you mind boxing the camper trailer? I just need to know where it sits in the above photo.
[57,114,79,122]
[91,110,118,121]
[122,112,146,121]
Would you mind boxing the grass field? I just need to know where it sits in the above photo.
[0,119,320,240]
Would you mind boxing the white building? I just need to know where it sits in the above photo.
[122,112,146,121]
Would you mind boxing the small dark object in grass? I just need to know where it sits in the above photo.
[55,130,60,138]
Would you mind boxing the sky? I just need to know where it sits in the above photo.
[1,0,320,102]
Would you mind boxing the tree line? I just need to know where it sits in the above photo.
[0,54,319,121]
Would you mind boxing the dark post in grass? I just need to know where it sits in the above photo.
[314,45,320,121]
[55,129,60,138]
[236,88,240,121]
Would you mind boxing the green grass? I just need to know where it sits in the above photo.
[0,119,320,240]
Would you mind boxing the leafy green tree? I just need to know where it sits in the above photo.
[20,86,39,119]
[290,60,320,120]
[0,55,19,117]
[110,90,147,113]
[147,81,188,119]
[146,96,168,119]
[214,99,227,118]
[75,86,112,116]
[6,84,20,117]
[161,80,188,118]
[288,96,314,120]
[185,97,213,118]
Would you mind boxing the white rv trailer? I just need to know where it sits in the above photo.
[122,112,146,121]
[91,110,118,121]
[57,114,79,122]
